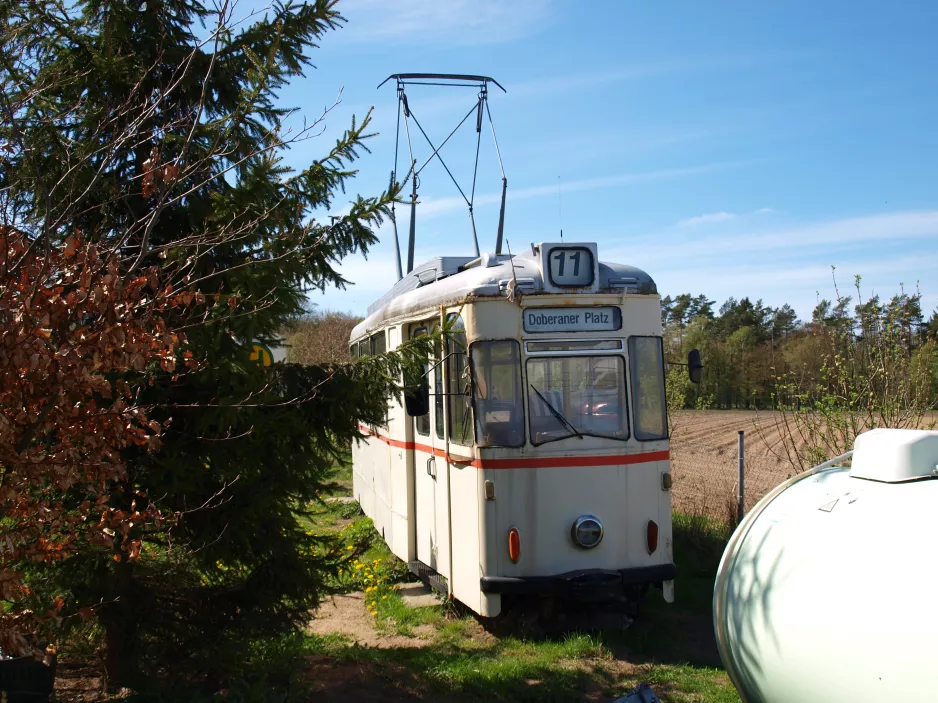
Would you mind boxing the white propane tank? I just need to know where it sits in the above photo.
[713,428,938,703]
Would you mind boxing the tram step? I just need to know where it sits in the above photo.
[408,560,449,596]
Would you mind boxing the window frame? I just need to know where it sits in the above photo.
[468,339,525,448]
[627,335,670,442]
[525,353,631,446]
[445,313,473,446]
[525,339,623,354]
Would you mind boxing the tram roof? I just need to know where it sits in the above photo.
[350,244,656,341]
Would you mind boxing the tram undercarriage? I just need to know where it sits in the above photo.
[408,557,677,631]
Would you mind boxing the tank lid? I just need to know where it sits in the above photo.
[849,428,938,483]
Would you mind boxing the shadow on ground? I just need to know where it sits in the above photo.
[302,515,738,703]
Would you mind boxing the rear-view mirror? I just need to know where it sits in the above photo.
[688,348,703,385]
[404,383,430,417]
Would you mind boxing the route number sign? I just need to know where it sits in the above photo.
[547,246,594,287]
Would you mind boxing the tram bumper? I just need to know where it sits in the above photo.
[479,563,676,603]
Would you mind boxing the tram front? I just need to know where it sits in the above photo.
[460,241,700,618]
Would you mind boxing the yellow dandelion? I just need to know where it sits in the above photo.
[382,595,388,600]
[355,564,364,570]
[346,545,354,551]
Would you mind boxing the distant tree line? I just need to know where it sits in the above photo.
[662,274,938,417]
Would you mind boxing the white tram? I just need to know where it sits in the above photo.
[350,241,700,618]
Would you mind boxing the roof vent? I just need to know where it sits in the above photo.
[498,277,536,294]
[849,428,938,483]
[608,277,640,294]
[416,269,438,285]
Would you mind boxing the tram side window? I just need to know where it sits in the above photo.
[628,336,669,441]
[369,331,388,425]
[371,331,386,355]
[411,327,430,437]
[350,342,359,360]
[470,341,523,447]
[446,315,473,445]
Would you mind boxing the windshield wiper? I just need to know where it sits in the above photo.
[529,385,582,439]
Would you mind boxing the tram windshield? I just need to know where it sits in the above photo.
[526,356,630,444]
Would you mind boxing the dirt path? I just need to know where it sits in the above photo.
[307,591,436,649]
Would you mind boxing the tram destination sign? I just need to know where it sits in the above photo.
[523,307,622,333]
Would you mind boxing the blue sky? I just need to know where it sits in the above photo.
[265,0,938,324]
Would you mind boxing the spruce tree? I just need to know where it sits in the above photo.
[2,0,420,686]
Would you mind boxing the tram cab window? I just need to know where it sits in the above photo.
[350,343,359,360]
[470,341,524,447]
[526,355,629,444]
[628,336,669,441]
[446,315,473,445]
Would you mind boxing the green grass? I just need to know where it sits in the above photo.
[306,629,613,701]
[296,504,742,702]
[320,451,353,497]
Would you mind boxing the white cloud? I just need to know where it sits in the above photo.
[676,207,775,228]
[334,0,551,47]
[677,211,738,227]
[607,209,938,322]
[614,209,938,268]
[504,51,818,101]
[409,160,758,220]
[687,209,938,258]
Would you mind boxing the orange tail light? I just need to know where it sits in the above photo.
[508,528,521,563]
[647,520,659,554]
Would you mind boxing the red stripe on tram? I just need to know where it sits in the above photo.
[356,425,669,470]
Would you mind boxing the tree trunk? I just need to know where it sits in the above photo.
[102,557,140,687]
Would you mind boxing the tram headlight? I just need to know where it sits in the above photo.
[571,515,603,549]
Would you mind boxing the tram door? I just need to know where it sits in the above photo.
[411,324,446,574]
[411,316,470,583]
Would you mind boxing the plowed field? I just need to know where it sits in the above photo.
[668,410,938,522]
[668,410,801,522]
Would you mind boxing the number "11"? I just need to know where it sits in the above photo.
[553,250,581,277]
